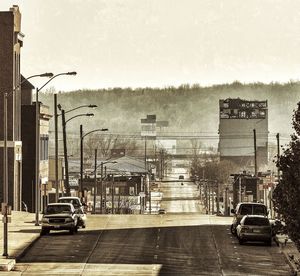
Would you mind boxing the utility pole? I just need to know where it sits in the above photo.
[253,129,257,176]
[104,166,107,214]
[276,133,280,179]
[93,149,97,213]
[204,181,208,214]
[212,181,215,214]
[112,174,114,214]
[144,136,147,171]
[216,181,220,215]
[3,93,8,257]
[239,176,242,203]
[100,162,103,214]
[80,125,83,199]
[62,110,70,196]
[149,185,152,214]
[208,182,211,214]
[54,94,59,202]
[35,88,40,226]
[224,185,228,216]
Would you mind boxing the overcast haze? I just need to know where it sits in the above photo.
[1,0,300,91]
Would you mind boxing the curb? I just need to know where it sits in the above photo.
[275,236,300,276]
[15,234,41,262]
[0,259,15,272]
[281,249,299,276]
[0,234,40,271]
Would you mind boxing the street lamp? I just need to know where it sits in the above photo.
[2,72,53,257]
[61,111,94,196]
[35,71,76,226]
[54,103,97,202]
[80,126,108,200]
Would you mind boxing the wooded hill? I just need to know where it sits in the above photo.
[39,81,300,149]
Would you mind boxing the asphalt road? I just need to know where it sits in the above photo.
[159,180,203,213]
[15,181,292,275]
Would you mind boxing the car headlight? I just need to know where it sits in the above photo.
[41,218,49,223]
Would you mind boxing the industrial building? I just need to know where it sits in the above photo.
[218,98,268,171]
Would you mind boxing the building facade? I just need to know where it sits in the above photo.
[21,104,52,212]
[0,6,24,210]
[218,98,268,171]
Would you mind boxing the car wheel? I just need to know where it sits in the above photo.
[69,227,75,235]
[230,224,236,236]
[82,224,86,229]
[266,239,272,246]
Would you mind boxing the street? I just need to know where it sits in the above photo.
[159,180,203,213]
[14,181,292,275]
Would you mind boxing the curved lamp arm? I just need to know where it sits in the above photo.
[65,104,97,114]
[82,128,108,140]
[65,113,94,124]
[37,71,76,92]
[4,73,53,97]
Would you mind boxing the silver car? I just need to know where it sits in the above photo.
[58,196,87,228]
[236,215,272,246]
[41,203,79,235]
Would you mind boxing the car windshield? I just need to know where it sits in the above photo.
[244,217,269,226]
[46,205,72,214]
[240,205,252,215]
[253,205,267,215]
[59,199,80,208]
[240,204,267,215]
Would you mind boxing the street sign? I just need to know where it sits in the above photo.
[1,203,11,215]
[1,203,7,215]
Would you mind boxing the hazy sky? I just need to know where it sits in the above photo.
[1,0,300,91]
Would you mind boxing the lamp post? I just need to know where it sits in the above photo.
[62,112,94,196]
[2,72,53,257]
[55,104,97,202]
[80,126,108,200]
[35,71,76,226]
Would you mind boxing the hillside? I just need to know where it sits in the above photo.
[39,82,300,151]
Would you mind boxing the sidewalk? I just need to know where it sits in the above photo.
[0,211,41,271]
[275,234,300,275]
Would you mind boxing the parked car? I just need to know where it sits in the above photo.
[231,202,268,235]
[236,215,272,246]
[158,208,166,214]
[40,203,79,235]
[58,196,86,228]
